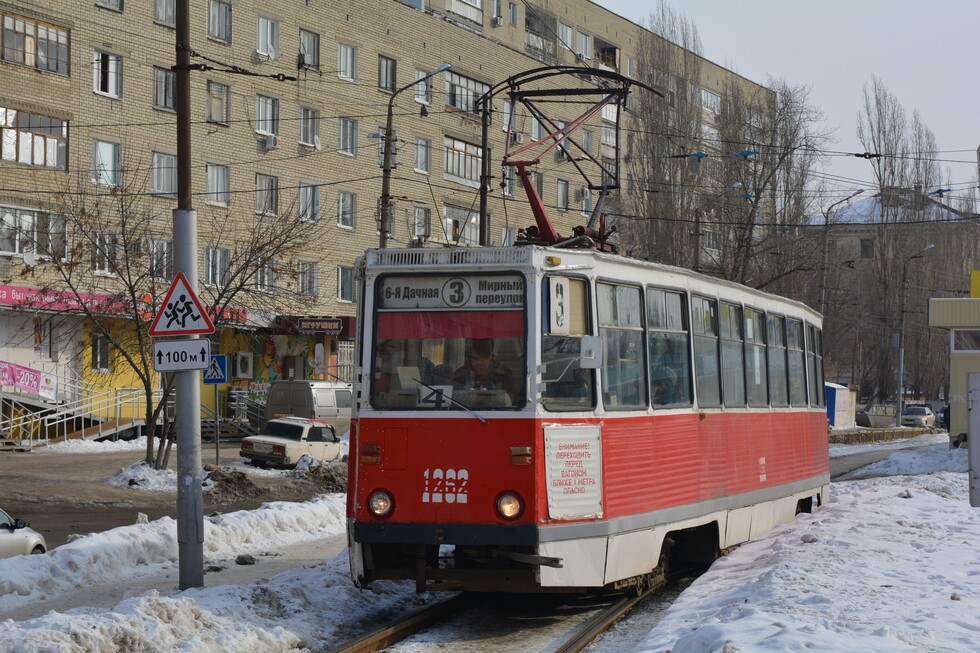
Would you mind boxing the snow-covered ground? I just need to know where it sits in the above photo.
[1,432,976,652]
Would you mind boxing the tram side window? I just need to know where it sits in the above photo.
[541,276,596,411]
[691,296,721,407]
[598,283,646,409]
[786,318,807,406]
[646,288,692,408]
[767,314,788,407]
[806,324,825,407]
[720,302,745,406]
[744,308,768,407]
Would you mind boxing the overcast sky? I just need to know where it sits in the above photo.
[601,0,980,208]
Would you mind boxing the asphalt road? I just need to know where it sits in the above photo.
[0,443,318,550]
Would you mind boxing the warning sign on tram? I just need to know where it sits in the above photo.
[148,272,215,337]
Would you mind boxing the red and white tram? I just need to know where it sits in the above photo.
[347,245,829,593]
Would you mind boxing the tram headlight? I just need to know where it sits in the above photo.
[368,490,394,518]
[495,492,524,520]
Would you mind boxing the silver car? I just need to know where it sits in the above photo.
[0,507,47,558]
[901,406,936,428]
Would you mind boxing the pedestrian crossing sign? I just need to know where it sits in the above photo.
[148,272,216,337]
[204,355,227,385]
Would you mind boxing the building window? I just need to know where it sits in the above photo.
[151,152,177,196]
[208,0,232,43]
[255,173,278,215]
[255,256,275,291]
[93,140,120,186]
[558,22,573,50]
[255,95,279,135]
[93,51,122,98]
[337,191,355,228]
[154,0,175,26]
[414,138,431,173]
[153,66,175,110]
[91,333,111,372]
[415,70,434,104]
[0,206,65,258]
[445,205,479,245]
[206,80,230,124]
[338,116,357,155]
[509,2,518,26]
[151,239,173,280]
[701,88,721,115]
[338,265,354,302]
[532,170,544,196]
[338,43,357,80]
[579,187,592,214]
[298,182,320,222]
[206,163,229,206]
[378,55,397,92]
[206,246,229,287]
[299,261,318,297]
[92,231,119,275]
[443,136,482,185]
[557,178,569,211]
[256,15,279,58]
[413,206,431,240]
[96,0,123,10]
[299,107,319,146]
[860,238,874,258]
[582,129,593,155]
[299,29,319,69]
[502,166,515,197]
[575,30,592,60]
[0,108,68,170]
[1,12,70,75]
[445,72,488,115]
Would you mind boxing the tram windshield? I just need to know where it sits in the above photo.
[371,274,526,410]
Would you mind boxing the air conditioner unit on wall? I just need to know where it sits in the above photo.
[263,134,282,150]
[492,16,503,27]
[234,352,253,379]
[510,131,523,145]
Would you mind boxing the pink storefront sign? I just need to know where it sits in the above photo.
[0,361,41,395]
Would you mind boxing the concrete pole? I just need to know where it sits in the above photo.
[175,0,204,589]
[968,372,980,507]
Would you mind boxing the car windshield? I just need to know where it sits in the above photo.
[261,422,305,441]
[904,407,926,416]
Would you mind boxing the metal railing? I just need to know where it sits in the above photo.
[0,384,153,449]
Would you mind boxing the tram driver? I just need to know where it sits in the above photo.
[453,339,517,404]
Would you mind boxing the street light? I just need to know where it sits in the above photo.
[819,189,864,315]
[895,243,935,426]
[378,63,450,248]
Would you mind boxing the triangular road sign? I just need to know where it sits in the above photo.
[148,272,216,337]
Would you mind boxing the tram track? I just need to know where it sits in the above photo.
[324,565,703,653]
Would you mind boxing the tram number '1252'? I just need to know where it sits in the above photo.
[422,468,469,504]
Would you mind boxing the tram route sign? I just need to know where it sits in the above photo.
[148,272,216,337]
[153,339,211,372]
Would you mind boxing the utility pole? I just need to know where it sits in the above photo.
[174,0,204,589]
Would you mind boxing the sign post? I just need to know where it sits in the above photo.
[149,270,215,589]
[204,355,227,465]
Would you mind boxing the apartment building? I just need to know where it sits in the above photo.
[0,0,769,410]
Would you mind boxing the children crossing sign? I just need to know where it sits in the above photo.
[148,272,215,337]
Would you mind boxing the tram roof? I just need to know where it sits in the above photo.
[364,246,821,322]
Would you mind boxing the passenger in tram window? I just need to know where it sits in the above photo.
[453,339,515,398]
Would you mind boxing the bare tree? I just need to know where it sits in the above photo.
[619,1,704,266]
[21,154,327,467]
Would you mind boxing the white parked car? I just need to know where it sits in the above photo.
[901,405,936,428]
[0,507,46,558]
[240,417,344,468]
